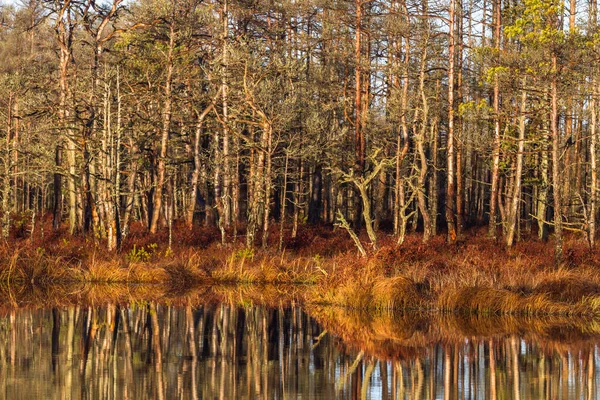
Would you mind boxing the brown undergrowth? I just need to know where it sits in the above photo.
[2,219,600,315]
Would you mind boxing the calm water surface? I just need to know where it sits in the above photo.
[0,301,599,399]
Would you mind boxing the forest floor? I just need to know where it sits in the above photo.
[2,215,600,316]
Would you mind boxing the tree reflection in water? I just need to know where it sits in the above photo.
[0,303,598,399]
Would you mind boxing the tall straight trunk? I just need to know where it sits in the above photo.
[150,19,175,234]
[355,0,365,172]
[262,124,273,249]
[114,72,123,250]
[374,165,386,231]
[82,120,95,235]
[588,12,598,248]
[215,125,226,243]
[537,141,550,240]
[54,3,78,234]
[430,117,440,235]
[456,0,465,237]
[82,1,121,236]
[564,95,574,218]
[446,0,457,242]
[53,145,63,231]
[186,104,213,228]
[122,136,139,237]
[551,53,563,262]
[52,1,72,230]
[291,158,303,239]
[102,80,116,250]
[590,79,598,247]
[11,98,19,214]
[308,165,322,223]
[278,151,290,251]
[64,78,78,235]
[246,121,268,248]
[353,0,365,230]
[2,95,13,238]
[245,143,256,247]
[221,0,232,227]
[325,172,333,223]
[394,34,410,237]
[232,126,240,235]
[66,129,78,234]
[574,101,583,202]
[489,0,502,238]
[506,78,527,247]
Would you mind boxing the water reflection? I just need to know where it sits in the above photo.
[0,302,599,399]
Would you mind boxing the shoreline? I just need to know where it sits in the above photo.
[2,225,600,316]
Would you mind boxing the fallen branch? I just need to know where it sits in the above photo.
[335,211,367,257]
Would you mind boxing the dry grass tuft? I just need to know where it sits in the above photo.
[533,276,600,303]
[372,276,422,310]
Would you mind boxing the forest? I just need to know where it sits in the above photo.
[0,0,598,263]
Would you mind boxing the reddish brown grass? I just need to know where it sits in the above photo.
[2,219,600,314]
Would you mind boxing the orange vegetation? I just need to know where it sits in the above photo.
[3,218,600,315]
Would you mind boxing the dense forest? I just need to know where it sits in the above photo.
[0,0,597,260]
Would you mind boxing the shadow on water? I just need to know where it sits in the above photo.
[0,283,599,399]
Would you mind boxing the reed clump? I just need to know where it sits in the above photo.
[372,277,420,310]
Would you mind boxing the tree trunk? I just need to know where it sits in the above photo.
[551,53,563,262]
[416,40,433,241]
[506,79,527,247]
[53,145,63,231]
[102,80,115,250]
[393,34,410,237]
[489,0,502,239]
[537,142,550,241]
[114,72,123,250]
[122,137,139,237]
[261,124,273,249]
[456,0,465,237]
[590,79,597,247]
[150,19,175,234]
[55,3,78,235]
[355,0,365,173]
[11,98,19,215]
[291,158,303,239]
[430,116,440,235]
[308,165,322,224]
[221,0,232,227]
[446,0,457,242]
[186,104,213,228]
[278,150,290,251]
[2,95,13,238]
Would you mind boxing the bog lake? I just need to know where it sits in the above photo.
[0,284,598,399]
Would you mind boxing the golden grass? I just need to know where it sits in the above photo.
[0,281,309,313]
[1,229,600,315]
